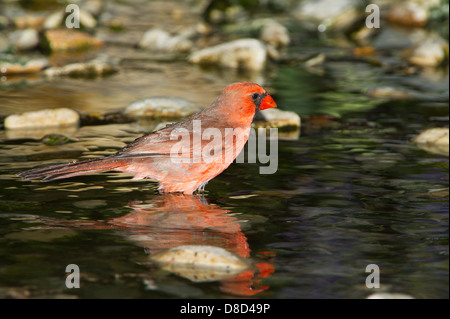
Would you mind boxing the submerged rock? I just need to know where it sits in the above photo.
[412,127,449,157]
[254,108,301,130]
[83,0,105,17]
[152,121,176,132]
[151,245,249,282]
[4,108,80,129]
[0,34,10,52]
[138,29,193,53]
[188,38,268,70]
[123,97,202,118]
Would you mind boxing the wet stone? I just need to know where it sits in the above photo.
[43,9,97,30]
[43,29,104,51]
[260,20,290,48]
[188,38,268,71]
[4,108,80,130]
[9,29,39,51]
[138,29,193,53]
[0,55,49,74]
[254,108,301,130]
[404,35,449,67]
[225,19,290,48]
[413,127,449,157]
[123,97,202,118]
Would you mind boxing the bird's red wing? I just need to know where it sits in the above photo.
[116,121,243,164]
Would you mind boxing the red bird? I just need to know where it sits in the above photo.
[18,82,277,194]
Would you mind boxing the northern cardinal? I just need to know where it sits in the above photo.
[18,82,277,194]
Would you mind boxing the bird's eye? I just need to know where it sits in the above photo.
[251,93,260,100]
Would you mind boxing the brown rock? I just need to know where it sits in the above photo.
[387,2,429,27]
[43,29,103,51]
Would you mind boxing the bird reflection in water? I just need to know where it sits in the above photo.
[31,193,274,296]
[109,194,274,296]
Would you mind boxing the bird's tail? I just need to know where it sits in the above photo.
[17,156,126,182]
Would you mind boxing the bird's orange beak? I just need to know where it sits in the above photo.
[259,94,277,110]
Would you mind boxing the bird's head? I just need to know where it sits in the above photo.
[220,82,277,122]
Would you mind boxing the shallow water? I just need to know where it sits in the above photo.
[0,1,449,299]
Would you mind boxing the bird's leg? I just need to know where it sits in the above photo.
[197,181,208,194]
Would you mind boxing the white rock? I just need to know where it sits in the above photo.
[293,0,361,32]
[260,21,290,48]
[138,29,192,53]
[0,57,49,74]
[387,2,429,27]
[151,245,248,282]
[123,97,202,118]
[9,28,39,51]
[366,86,414,100]
[188,38,268,70]
[5,108,80,129]
[406,36,449,67]
[254,108,301,129]
[413,127,449,156]
[43,9,97,29]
